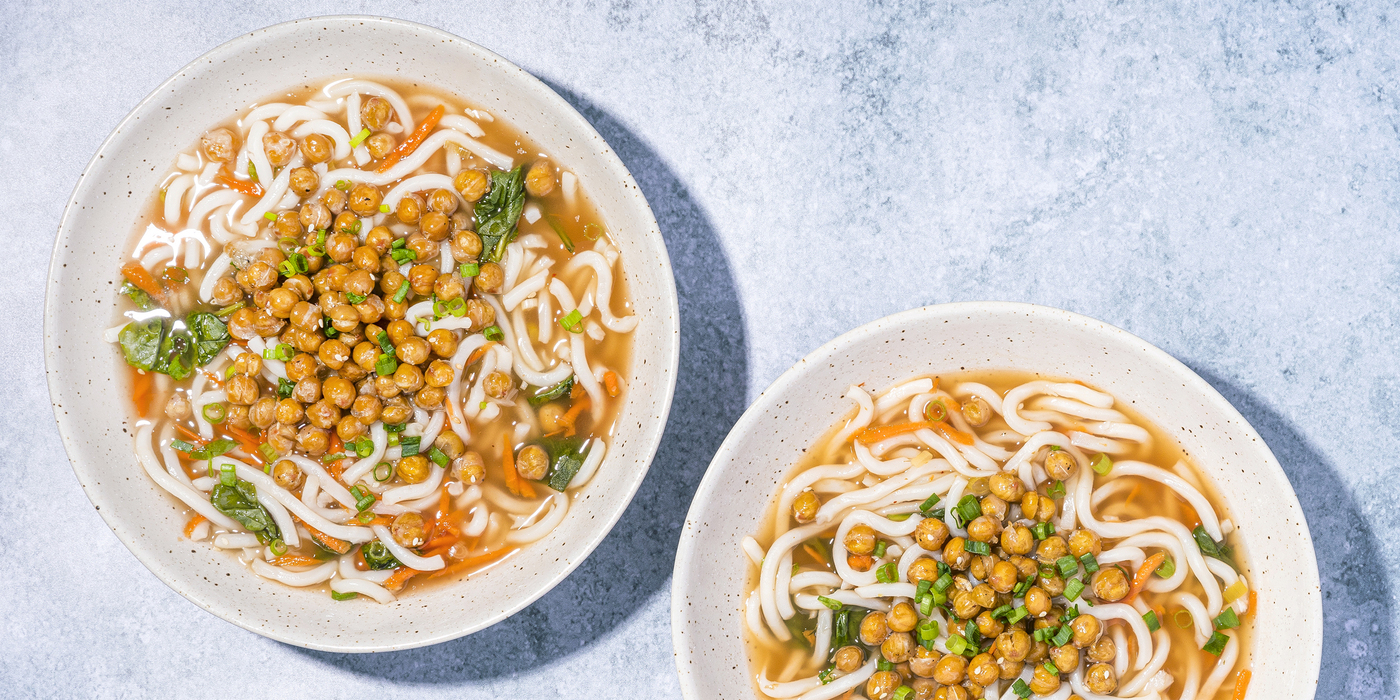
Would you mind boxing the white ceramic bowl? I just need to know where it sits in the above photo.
[672,302,1321,698]
[45,16,679,652]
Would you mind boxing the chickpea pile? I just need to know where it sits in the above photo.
[798,445,1127,700]
[185,103,564,552]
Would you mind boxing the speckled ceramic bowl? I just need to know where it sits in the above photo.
[672,302,1321,698]
[44,16,678,652]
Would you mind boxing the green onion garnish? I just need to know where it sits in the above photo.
[1011,679,1032,698]
[1052,625,1072,647]
[816,666,834,685]
[428,447,449,467]
[357,512,375,524]
[915,618,938,641]
[560,309,584,334]
[944,634,967,656]
[817,595,842,611]
[247,162,258,181]
[1056,555,1079,577]
[379,204,390,213]
[269,538,287,556]
[875,561,897,584]
[917,592,933,616]
[263,211,277,221]
[202,403,226,424]
[923,399,947,422]
[876,658,894,672]
[349,128,370,147]
[932,573,953,594]
[892,686,912,700]
[1092,453,1113,475]
[219,462,235,487]
[1213,608,1240,630]
[1156,555,1176,578]
[331,591,357,601]
[990,604,1013,620]
[214,301,244,318]
[1063,578,1085,601]
[400,435,421,457]
[1032,522,1054,540]
[375,353,397,376]
[915,579,932,598]
[1079,552,1100,573]
[873,540,887,558]
[373,462,393,482]
[886,513,912,521]
[346,291,367,304]
[918,493,940,513]
[1006,605,1029,624]
[459,263,480,277]
[965,540,990,556]
[335,179,351,191]
[955,494,982,524]
[1043,661,1060,676]
[1143,610,1161,631]
[259,443,278,462]
[1202,630,1229,656]
[483,325,504,342]
[1047,479,1066,498]
[1174,609,1193,629]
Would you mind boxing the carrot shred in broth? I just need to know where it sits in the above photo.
[269,555,322,568]
[430,547,511,578]
[1232,669,1252,699]
[183,514,207,538]
[1124,551,1167,605]
[383,566,421,591]
[603,370,620,397]
[375,104,444,173]
[130,368,155,418]
[214,165,264,197]
[120,261,167,305]
[932,421,974,445]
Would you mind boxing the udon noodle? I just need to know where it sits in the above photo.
[744,373,1252,700]
[108,78,634,602]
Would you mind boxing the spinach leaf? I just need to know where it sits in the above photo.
[187,312,231,366]
[119,319,165,371]
[541,437,588,492]
[152,326,194,380]
[475,166,525,263]
[211,478,281,544]
[528,375,574,406]
[172,437,238,461]
[118,281,157,311]
[362,541,401,570]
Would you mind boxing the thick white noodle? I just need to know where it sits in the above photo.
[324,79,414,133]
[370,525,444,571]
[507,492,569,543]
[774,463,864,539]
[289,119,351,160]
[271,106,328,132]
[1195,634,1239,699]
[380,174,468,211]
[873,377,934,413]
[381,465,444,505]
[338,554,395,584]
[829,511,923,587]
[1173,591,1213,646]
[1112,461,1223,541]
[215,456,373,543]
[135,424,239,530]
[320,130,513,188]
[562,251,638,332]
[1085,603,1154,670]
[341,422,389,486]
[330,576,395,603]
[1002,381,1114,435]
[572,439,608,487]
[287,455,357,509]
[251,560,335,586]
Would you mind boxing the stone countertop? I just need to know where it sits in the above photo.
[2,1,1394,697]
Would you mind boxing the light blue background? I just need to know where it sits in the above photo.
[3,1,1393,697]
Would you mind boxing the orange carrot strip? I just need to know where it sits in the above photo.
[429,547,511,578]
[464,343,493,368]
[559,395,592,438]
[1232,669,1251,700]
[1124,552,1167,605]
[382,566,422,591]
[421,535,458,552]
[183,514,207,538]
[268,555,323,568]
[216,166,264,197]
[933,421,974,446]
[120,261,167,305]
[223,424,263,456]
[421,544,455,559]
[603,371,620,398]
[1124,483,1142,508]
[802,543,828,566]
[174,424,205,445]
[1246,590,1257,618]
[295,517,351,555]
[130,368,155,418]
[502,441,537,499]
[854,421,937,445]
[376,105,444,173]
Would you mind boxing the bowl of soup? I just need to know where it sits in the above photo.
[45,16,679,651]
[672,303,1320,699]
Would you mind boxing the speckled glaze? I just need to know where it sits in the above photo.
[673,302,1321,699]
[44,16,679,652]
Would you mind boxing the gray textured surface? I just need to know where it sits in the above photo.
[3,1,1395,697]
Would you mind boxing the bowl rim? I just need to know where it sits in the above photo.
[45,14,680,652]
[670,300,1322,697]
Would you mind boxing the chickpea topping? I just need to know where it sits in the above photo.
[453,169,489,201]
[262,131,296,167]
[517,445,549,481]
[915,517,949,550]
[367,132,396,159]
[1091,567,1130,602]
[272,460,303,490]
[361,96,393,131]
[865,671,900,700]
[300,133,332,163]
[844,524,877,556]
[475,262,504,294]
[859,611,890,645]
[164,394,191,420]
[483,371,513,399]
[396,193,423,224]
[452,451,486,484]
[833,646,864,673]
[525,159,556,197]
[1044,449,1077,481]
[397,454,430,484]
[933,653,967,685]
[201,128,239,162]
[791,490,819,523]
[1085,663,1118,694]
[390,512,427,548]
[887,601,918,632]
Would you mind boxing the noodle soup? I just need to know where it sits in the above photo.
[107,77,635,602]
[743,372,1253,700]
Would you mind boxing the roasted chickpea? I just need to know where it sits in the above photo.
[482,371,512,399]
[300,202,332,233]
[859,611,890,646]
[319,376,353,409]
[1050,645,1079,675]
[360,96,393,130]
[384,320,413,346]
[243,397,274,429]
[300,133,332,163]
[419,328,455,358]
[1084,663,1117,694]
[333,211,360,237]
[346,183,381,218]
[933,653,967,685]
[416,386,447,409]
[1036,536,1068,565]
[865,671,900,700]
[236,261,277,292]
[392,363,424,393]
[967,515,1002,543]
[335,415,366,441]
[975,610,1004,639]
[394,336,430,366]
[834,645,865,673]
[943,537,971,570]
[352,341,380,372]
[951,589,982,620]
[1029,665,1060,695]
[915,517,949,551]
[525,159,556,197]
[397,454,430,484]
[267,459,303,490]
[1067,529,1102,559]
[282,352,315,381]
[453,169,488,201]
[395,193,423,224]
[288,167,319,197]
[996,629,1031,663]
[988,560,1019,594]
[201,127,238,162]
[414,209,448,240]
[516,445,549,481]
[1023,491,1057,522]
[1092,567,1129,602]
[451,229,482,260]
[1044,449,1077,481]
[452,450,486,483]
[292,376,321,405]
[407,263,438,296]
[325,232,356,264]
[271,397,302,425]
[304,399,340,429]
[314,339,347,371]
[433,432,465,461]
[844,524,876,556]
[343,393,378,423]
[211,277,242,306]
[225,375,260,405]
[535,403,565,434]
[939,686,970,700]
[366,132,396,159]
[323,187,348,215]
[969,583,996,609]
[967,652,998,688]
[474,262,504,294]
[881,632,914,664]
[164,394,192,420]
[432,273,466,302]
[905,557,939,585]
[296,425,330,455]
[989,472,1025,502]
[1069,613,1102,649]
[418,359,452,388]
[390,512,427,549]
[380,396,412,424]
[887,601,918,633]
[1086,636,1116,663]
[999,524,1033,556]
[421,188,455,215]
[464,298,495,331]
[908,645,939,678]
[960,396,992,427]
[262,131,296,167]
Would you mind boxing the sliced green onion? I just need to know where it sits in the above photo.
[1063,577,1085,601]
[202,403,227,424]
[335,179,351,191]
[817,595,842,611]
[932,573,954,594]
[269,538,287,556]
[875,561,897,584]
[459,263,480,277]
[1052,625,1073,647]
[379,204,390,213]
[276,377,296,399]
[393,279,410,304]
[1092,453,1113,475]
[375,353,397,376]
[1156,555,1176,578]
[873,540,887,558]
[259,443,278,462]
[372,462,393,482]
[891,686,912,700]
[224,365,236,380]
[357,512,375,525]
[918,493,940,513]
[876,658,894,672]
[990,604,1013,620]
[944,634,967,656]
[923,399,946,422]
[917,592,933,616]
[560,309,584,334]
[1011,679,1032,698]
[483,325,503,342]
[1174,609,1193,629]
[955,494,982,524]
[1202,630,1229,656]
[214,301,244,318]
[262,343,295,361]
[1032,522,1055,540]
[817,666,834,685]
[355,494,376,512]
[263,211,278,221]
[349,128,371,147]
[1143,609,1161,631]
[886,513,912,521]
[1006,605,1029,624]
[219,462,235,487]
[915,579,932,598]
[1056,555,1079,577]
[1079,552,1100,573]
[331,590,358,601]
[400,435,421,457]
[1213,608,1240,630]
[964,540,990,556]
[1043,661,1060,676]
[1047,479,1066,498]
[346,291,367,304]
[428,447,449,467]
[916,618,938,641]
[390,247,417,264]
[544,214,575,252]
[247,162,258,181]
[582,222,602,240]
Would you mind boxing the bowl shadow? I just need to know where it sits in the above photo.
[1188,364,1395,698]
[287,83,746,680]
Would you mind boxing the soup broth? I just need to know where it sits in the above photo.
[109,77,636,602]
[744,371,1252,700]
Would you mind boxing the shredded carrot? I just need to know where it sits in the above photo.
[1124,483,1142,508]
[376,105,444,173]
[802,543,828,566]
[222,424,263,460]
[603,371,620,398]
[429,547,511,578]
[120,261,167,305]
[502,440,537,499]
[268,555,323,568]
[131,369,155,418]
[421,535,459,552]
[838,690,854,700]
[183,514,207,538]
[296,517,351,555]
[174,423,205,445]
[421,544,455,559]
[1246,590,1257,618]
[383,566,422,591]
[1124,552,1167,605]
[1231,669,1251,700]
[559,395,592,438]
[854,420,937,445]
[933,421,974,446]
[215,165,264,197]
[464,343,493,368]
[353,549,369,571]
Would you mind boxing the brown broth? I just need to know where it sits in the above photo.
[114,77,634,596]
[747,371,1251,699]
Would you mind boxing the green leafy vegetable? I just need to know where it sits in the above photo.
[210,478,281,544]
[186,312,231,366]
[361,541,400,570]
[172,437,238,461]
[119,281,157,311]
[528,376,575,406]
[540,437,587,491]
[544,214,575,252]
[119,319,165,371]
[152,326,194,380]
[475,166,525,262]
